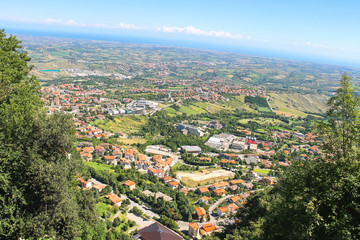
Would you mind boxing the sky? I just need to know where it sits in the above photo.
[1,0,360,67]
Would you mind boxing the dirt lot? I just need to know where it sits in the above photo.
[176,169,235,187]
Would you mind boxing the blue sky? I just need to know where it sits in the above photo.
[1,0,360,66]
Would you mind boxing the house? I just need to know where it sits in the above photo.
[229,185,238,192]
[78,178,92,189]
[229,179,244,186]
[196,187,209,195]
[113,150,122,158]
[142,161,152,170]
[123,180,136,190]
[95,146,105,155]
[134,222,183,240]
[195,207,207,220]
[213,188,226,197]
[148,167,164,178]
[105,193,122,206]
[167,180,179,190]
[209,182,229,191]
[229,195,241,203]
[217,206,229,217]
[104,155,117,165]
[188,222,201,239]
[162,176,172,183]
[180,187,190,195]
[81,152,93,161]
[119,158,131,169]
[92,182,106,192]
[199,157,212,162]
[199,223,218,237]
[241,182,254,190]
[198,196,210,204]
[220,153,239,160]
[138,154,147,162]
[124,149,138,161]
[228,203,239,213]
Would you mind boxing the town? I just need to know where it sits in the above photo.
[39,81,323,239]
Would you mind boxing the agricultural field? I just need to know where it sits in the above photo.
[92,116,147,134]
[176,169,235,187]
[269,93,328,117]
[117,138,147,145]
[238,117,287,125]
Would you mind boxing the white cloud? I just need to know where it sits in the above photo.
[293,41,331,50]
[157,25,245,40]
[0,16,140,30]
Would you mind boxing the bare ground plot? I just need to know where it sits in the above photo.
[177,169,235,187]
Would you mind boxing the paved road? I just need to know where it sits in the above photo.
[126,212,155,232]
[121,194,160,219]
[208,194,234,223]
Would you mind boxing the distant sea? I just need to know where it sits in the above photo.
[6,28,360,69]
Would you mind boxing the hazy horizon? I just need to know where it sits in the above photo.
[7,27,360,70]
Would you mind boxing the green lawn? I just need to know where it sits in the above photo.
[254,168,271,175]
[258,107,272,112]
[85,162,114,172]
[96,202,111,216]
[179,105,207,115]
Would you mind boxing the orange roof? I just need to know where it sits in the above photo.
[153,155,162,161]
[123,180,135,187]
[163,176,172,181]
[201,223,217,232]
[105,193,122,204]
[120,158,130,163]
[230,195,241,203]
[230,179,244,185]
[138,154,147,161]
[197,187,209,193]
[213,188,226,196]
[168,181,179,187]
[212,182,229,189]
[228,203,239,211]
[200,196,210,201]
[217,206,229,213]
[195,207,206,217]
[104,156,115,160]
[189,222,199,230]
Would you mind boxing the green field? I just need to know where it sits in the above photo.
[92,115,147,134]
[96,202,111,216]
[85,162,114,172]
[254,168,271,175]
[179,105,207,115]
[258,107,272,112]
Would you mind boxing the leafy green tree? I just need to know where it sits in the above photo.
[0,29,106,239]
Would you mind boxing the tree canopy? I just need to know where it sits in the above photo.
[0,29,106,239]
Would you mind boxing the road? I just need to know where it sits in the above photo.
[208,194,234,223]
[120,194,160,219]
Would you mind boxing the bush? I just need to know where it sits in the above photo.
[113,217,121,228]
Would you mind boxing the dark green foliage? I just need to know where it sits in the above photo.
[0,29,106,239]
[113,217,121,228]
[245,96,270,108]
